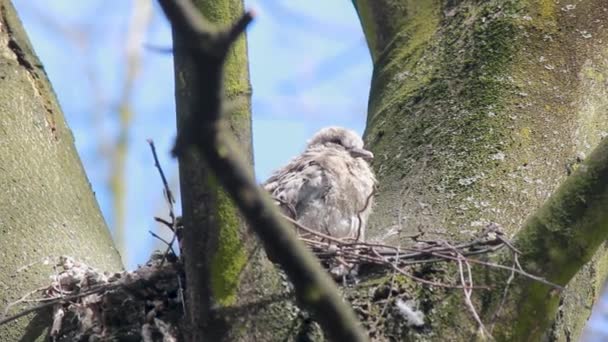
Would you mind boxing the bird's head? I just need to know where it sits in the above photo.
[307,127,374,161]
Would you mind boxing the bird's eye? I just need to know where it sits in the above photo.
[329,138,342,145]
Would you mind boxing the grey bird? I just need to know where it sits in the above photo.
[263,126,376,242]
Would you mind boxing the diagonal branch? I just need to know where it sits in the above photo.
[499,136,608,338]
[514,136,608,283]
[156,0,368,341]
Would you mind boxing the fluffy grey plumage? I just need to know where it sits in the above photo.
[263,127,376,242]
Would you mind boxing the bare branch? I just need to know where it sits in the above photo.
[147,140,179,265]
[156,0,367,341]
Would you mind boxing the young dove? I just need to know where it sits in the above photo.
[263,127,376,242]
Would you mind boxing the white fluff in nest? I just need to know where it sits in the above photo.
[396,299,425,327]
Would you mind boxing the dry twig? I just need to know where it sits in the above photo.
[291,216,561,292]
[148,139,180,264]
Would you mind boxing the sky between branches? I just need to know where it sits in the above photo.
[14,0,372,269]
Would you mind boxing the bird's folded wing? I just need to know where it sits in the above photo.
[263,155,330,219]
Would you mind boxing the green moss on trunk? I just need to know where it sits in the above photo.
[172,1,297,340]
[210,179,247,306]
[354,0,608,339]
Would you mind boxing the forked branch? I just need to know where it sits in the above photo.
[156,0,368,341]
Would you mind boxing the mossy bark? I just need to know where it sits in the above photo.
[0,1,123,340]
[353,0,608,340]
[172,0,296,340]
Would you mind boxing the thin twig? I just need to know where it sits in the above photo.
[295,216,559,295]
[147,139,176,206]
[1,286,47,320]
[373,253,398,331]
[0,284,115,326]
[489,255,516,333]
[154,216,174,231]
[144,43,173,54]
[147,139,179,265]
[149,230,177,257]
[457,256,492,339]
[355,187,375,241]
[0,261,179,327]
[429,251,562,290]
[370,249,483,289]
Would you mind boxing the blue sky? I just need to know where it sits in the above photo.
[14,0,372,269]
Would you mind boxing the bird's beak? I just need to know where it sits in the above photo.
[350,148,374,161]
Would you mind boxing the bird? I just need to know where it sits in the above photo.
[263,126,376,243]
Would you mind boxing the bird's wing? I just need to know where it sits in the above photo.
[263,151,331,219]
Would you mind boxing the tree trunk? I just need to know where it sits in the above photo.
[354,0,608,340]
[0,1,123,340]
[172,1,297,340]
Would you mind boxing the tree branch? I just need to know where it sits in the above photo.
[503,136,608,338]
[157,0,368,341]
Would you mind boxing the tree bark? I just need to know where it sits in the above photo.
[354,0,608,340]
[0,1,123,340]
[171,1,297,340]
